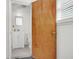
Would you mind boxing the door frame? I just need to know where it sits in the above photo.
[7,0,12,59]
[7,0,33,59]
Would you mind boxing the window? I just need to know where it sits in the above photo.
[16,16,23,25]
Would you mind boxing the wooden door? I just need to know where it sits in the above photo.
[32,0,56,59]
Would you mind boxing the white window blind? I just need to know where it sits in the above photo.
[62,0,73,19]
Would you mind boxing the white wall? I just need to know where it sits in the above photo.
[0,0,6,59]
[24,5,32,50]
[57,0,73,58]
[57,18,73,59]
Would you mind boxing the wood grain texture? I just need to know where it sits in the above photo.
[32,0,56,59]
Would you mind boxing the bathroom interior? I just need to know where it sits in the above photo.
[7,0,73,59]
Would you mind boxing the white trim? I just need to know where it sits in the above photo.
[6,0,9,59]
[57,17,73,26]
[7,0,12,59]
[11,0,37,6]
